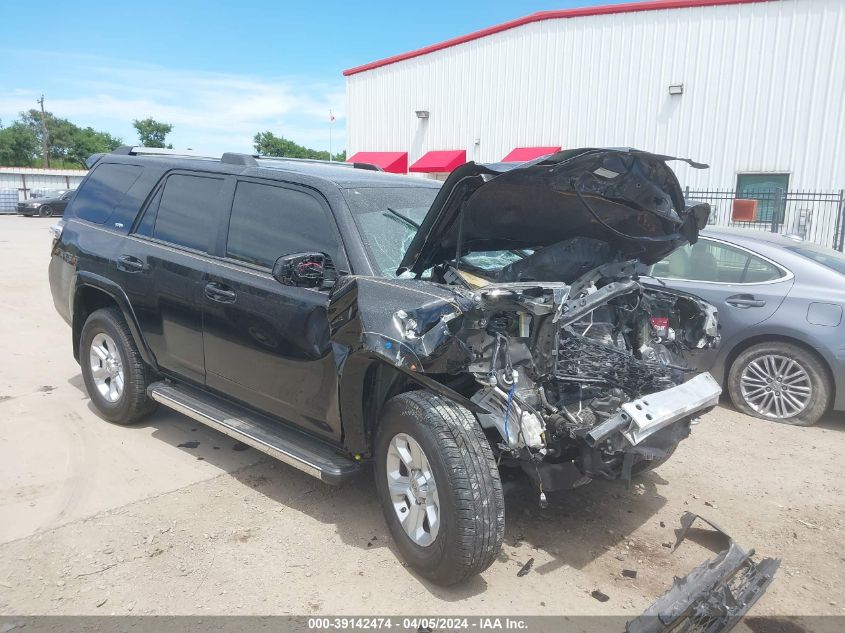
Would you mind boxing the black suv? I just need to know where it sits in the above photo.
[50,146,723,585]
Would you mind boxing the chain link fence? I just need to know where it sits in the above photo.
[685,187,845,251]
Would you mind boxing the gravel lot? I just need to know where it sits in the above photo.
[1,216,843,623]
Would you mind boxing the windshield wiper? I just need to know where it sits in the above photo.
[384,207,420,229]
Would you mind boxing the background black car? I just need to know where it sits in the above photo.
[17,190,74,217]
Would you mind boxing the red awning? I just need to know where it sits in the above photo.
[501,146,561,162]
[409,150,466,173]
[347,151,408,173]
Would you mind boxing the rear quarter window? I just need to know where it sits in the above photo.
[70,163,144,224]
[146,174,225,252]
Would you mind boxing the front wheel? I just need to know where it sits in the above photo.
[38,204,53,217]
[374,391,505,585]
[727,342,831,426]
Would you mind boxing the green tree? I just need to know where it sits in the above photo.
[14,109,122,167]
[67,127,123,167]
[0,120,40,166]
[253,131,345,162]
[133,118,173,148]
[20,109,77,164]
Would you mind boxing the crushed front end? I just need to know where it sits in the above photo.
[394,257,720,493]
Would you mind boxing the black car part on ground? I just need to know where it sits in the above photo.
[626,513,781,633]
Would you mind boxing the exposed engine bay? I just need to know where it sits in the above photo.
[396,246,720,492]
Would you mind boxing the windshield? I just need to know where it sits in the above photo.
[343,186,524,278]
[786,243,845,276]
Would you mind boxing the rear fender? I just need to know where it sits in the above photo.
[72,271,157,368]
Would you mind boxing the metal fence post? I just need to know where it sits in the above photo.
[771,187,784,233]
[835,189,845,252]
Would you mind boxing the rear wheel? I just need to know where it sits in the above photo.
[80,307,157,424]
[727,342,830,426]
[374,391,505,585]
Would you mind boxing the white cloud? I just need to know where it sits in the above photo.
[0,52,346,155]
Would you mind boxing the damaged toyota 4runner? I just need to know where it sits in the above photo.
[50,147,724,586]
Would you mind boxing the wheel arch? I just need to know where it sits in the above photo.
[72,274,156,369]
[338,354,484,456]
[724,333,836,404]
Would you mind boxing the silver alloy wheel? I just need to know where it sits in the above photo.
[89,332,124,403]
[385,433,440,547]
[739,354,812,419]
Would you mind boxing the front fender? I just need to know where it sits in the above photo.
[337,351,486,455]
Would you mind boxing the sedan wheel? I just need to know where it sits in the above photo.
[728,342,831,426]
[38,204,53,217]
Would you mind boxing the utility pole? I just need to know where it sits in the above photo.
[37,95,50,168]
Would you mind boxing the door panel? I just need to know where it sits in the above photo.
[202,264,341,440]
[201,178,346,440]
[117,239,207,384]
[119,171,230,384]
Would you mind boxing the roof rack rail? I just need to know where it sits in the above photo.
[106,147,384,172]
[256,156,383,171]
[111,146,219,160]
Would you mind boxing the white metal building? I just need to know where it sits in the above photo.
[344,0,845,195]
[0,167,86,213]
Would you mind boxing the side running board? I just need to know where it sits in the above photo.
[147,381,361,484]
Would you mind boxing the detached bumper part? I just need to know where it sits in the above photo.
[626,513,781,633]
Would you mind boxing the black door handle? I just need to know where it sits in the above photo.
[205,282,236,303]
[725,294,766,308]
[117,255,145,272]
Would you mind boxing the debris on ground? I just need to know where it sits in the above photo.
[517,558,535,577]
[626,513,780,633]
[622,569,638,579]
[591,590,610,602]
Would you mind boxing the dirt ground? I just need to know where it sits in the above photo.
[1,216,843,623]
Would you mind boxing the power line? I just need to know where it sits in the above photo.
[36,95,50,168]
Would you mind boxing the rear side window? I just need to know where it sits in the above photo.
[226,181,339,268]
[72,163,144,224]
[652,240,783,283]
[150,174,224,251]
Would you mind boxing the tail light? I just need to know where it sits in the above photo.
[49,219,65,241]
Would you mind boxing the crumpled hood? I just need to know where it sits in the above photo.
[397,148,710,277]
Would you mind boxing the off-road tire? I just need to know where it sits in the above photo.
[727,342,830,427]
[374,391,505,585]
[80,307,157,424]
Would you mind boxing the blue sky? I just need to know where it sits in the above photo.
[1,0,612,155]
